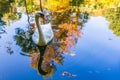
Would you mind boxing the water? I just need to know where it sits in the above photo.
[60,16,120,80]
[0,14,120,80]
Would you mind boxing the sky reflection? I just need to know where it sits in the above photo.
[0,14,120,80]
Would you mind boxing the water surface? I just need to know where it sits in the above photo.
[0,15,120,80]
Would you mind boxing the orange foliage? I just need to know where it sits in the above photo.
[30,52,40,69]
[54,23,81,53]
[43,0,71,12]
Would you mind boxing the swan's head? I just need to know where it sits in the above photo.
[35,11,44,19]
[35,11,46,24]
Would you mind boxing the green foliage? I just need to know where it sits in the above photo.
[70,0,84,6]
[0,0,11,16]
[104,7,120,36]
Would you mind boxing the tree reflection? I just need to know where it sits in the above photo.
[14,10,89,77]
[104,7,120,36]
[0,0,22,26]
[1,1,120,78]
[0,0,89,78]
[2,0,120,79]
[79,0,120,37]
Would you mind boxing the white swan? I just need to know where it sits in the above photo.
[32,11,54,46]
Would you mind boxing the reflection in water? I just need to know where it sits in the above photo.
[14,28,38,53]
[104,7,120,36]
[5,43,14,55]
[80,0,120,37]
[1,0,120,80]
[0,20,6,38]
[0,0,89,78]
[0,0,13,17]
[62,71,77,77]
[0,0,22,26]
[14,11,88,78]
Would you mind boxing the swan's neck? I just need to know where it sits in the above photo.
[35,15,46,45]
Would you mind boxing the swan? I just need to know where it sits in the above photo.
[32,11,54,46]
[31,11,54,75]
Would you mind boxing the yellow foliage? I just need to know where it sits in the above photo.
[43,0,71,12]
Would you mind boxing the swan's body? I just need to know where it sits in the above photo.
[32,12,54,46]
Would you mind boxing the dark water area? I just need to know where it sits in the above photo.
[0,13,120,80]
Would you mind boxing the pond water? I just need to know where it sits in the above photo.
[0,11,120,80]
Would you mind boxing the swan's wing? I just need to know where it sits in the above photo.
[41,23,54,44]
[32,28,39,44]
